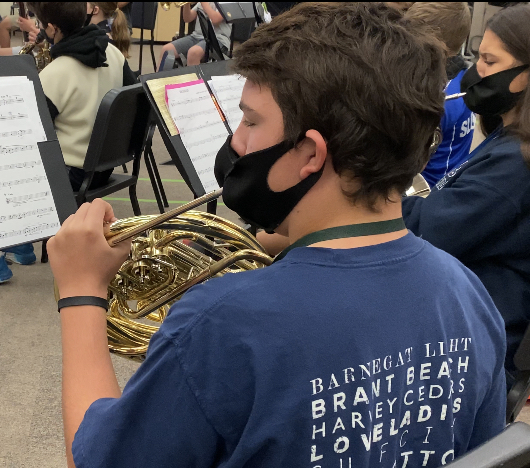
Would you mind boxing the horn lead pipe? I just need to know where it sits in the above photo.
[105,188,223,246]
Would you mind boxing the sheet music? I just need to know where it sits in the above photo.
[146,73,198,136]
[0,76,46,142]
[208,75,246,133]
[0,134,60,248]
[0,77,59,248]
[166,79,228,192]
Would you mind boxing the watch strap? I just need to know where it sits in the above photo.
[57,296,108,313]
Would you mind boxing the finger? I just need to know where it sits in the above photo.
[85,198,114,230]
[74,202,92,223]
[94,198,117,224]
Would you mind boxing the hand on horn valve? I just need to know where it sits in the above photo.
[47,199,132,301]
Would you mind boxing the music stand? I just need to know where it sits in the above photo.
[140,61,231,215]
[0,55,77,251]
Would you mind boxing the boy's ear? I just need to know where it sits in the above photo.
[299,129,328,179]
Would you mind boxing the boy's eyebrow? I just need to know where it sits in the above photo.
[239,101,257,113]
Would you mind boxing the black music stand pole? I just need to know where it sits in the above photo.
[138,2,145,74]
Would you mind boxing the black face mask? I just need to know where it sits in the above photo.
[460,63,529,116]
[214,135,324,232]
[84,10,95,27]
[41,27,54,45]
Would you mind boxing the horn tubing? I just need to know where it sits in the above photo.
[105,188,223,246]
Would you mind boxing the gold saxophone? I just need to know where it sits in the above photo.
[102,191,272,361]
[19,30,52,72]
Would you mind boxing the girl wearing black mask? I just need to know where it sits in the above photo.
[402,4,530,389]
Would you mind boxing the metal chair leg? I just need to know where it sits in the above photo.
[129,184,142,216]
[122,164,128,173]
[150,31,157,72]
[41,238,48,263]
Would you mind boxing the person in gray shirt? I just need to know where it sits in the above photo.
[158,2,231,69]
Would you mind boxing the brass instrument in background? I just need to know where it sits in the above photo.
[19,30,52,72]
[103,192,272,361]
[17,0,53,73]
[160,2,191,11]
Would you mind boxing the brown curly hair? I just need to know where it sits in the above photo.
[232,2,446,209]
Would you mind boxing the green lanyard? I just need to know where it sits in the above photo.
[274,218,406,263]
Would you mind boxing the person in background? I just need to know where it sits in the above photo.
[49,4,506,467]
[0,6,40,56]
[31,1,137,191]
[87,2,131,57]
[403,3,530,390]
[117,2,132,33]
[405,2,474,187]
[157,2,231,69]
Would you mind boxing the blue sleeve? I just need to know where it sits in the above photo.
[72,331,220,468]
[403,152,519,261]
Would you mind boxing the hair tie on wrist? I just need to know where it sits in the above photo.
[57,296,108,313]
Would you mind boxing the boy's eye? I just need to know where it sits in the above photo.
[243,120,255,127]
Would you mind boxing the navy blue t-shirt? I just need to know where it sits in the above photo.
[73,233,506,468]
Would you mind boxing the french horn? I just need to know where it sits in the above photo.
[103,191,272,361]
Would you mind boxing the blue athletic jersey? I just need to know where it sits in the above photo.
[422,69,475,187]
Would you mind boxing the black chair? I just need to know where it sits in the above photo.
[507,323,530,423]
[130,2,158,74]
[75,83,151,214]
[41,83,150,263]
[443,422,530,467]
[196,10,230,62]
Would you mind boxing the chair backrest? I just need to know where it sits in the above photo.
[443,422,530,468]
[196,9,227,62]
[515,323,530,371]
[506,323,530,423]
[130,2,158,31]
[83,83,151,173]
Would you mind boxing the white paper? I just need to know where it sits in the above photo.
[209,75,246,133]
[0,135,60,249]
[166,80,229,193]
[0,76,47,142]
[0,78,60,249]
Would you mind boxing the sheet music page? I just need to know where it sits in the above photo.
[146,73,198,136]
[0,77,47,142]
[209,75,246,133]
[0,134,60,249]
[166,79,228,192]
[0,77,60,249]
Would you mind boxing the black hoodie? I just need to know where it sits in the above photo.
[45,25,136,120]
[50,25,110,69]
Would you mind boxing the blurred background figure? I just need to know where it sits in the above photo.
[406,2,473,187]
[157,2,231,69]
